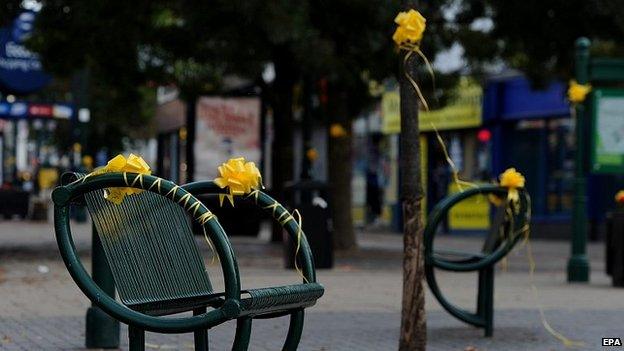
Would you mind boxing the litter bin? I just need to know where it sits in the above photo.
[606,209,624,287]
[283,180,333,269]
[0,189,29,219]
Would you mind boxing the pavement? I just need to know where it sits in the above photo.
[0,219,622,350]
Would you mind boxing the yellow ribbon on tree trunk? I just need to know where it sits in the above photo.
[393,9,435,111]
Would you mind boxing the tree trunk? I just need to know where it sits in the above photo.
[328,90,357,250]
[270,48,297,242]
[398,19,427,351]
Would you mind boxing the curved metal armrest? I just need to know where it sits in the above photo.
[424,185,531,272]
[433,249,485,264]
[183,180,318,284]
[52,172,242,333]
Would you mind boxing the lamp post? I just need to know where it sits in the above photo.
[567,37,591,282]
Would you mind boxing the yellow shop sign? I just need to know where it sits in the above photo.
[447,182,490,231]
[381,77,483,134]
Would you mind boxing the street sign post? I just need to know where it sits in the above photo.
[568,38,624,282]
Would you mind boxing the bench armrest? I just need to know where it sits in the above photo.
[183,180,318,284]
[424,185,530,272]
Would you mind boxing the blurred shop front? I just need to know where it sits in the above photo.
[353,77,488,233]
[0,11,84,220]
[154,89,263,236]
[154,88,187,184]
[482,74,577,238]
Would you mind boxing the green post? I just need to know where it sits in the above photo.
[86,223,120,348]
[567,37,591,282]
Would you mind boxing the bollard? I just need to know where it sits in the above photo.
[85,223,120,348]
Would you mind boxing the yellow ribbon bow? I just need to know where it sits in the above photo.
[392,9,426,46]
[568,80,591,104]
[214,157,262,206]
[86,153,152,204]
[392,9,434,111]
[499,168,525,204]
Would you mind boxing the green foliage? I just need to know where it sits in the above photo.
[455,0,624,83]
[22,0,469,153]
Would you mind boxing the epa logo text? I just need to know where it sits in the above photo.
[603,338,623,347]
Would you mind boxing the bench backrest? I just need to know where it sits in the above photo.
[84,189,213,308]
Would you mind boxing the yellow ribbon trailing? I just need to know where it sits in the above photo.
[431,123,477,192]
[568,80,591,104]
[392,8,435,111]
[214,157,263,207]
[491,169,583,347]
[83,153,152,205]
[525,238,585,348]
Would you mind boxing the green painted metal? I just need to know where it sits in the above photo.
[423,185,530,337]
[53,172,323,350]
[568,37,591,282]
[85,223,120,348]
[182,181,318,284]
[232,318,252,351]
[84,189,214,309]
[589,58,624,82]
[283,309,305,351]
[128,325,145,351]
[193,307,209,351]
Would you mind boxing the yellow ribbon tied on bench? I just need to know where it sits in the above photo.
[90,154,152,205]
[499,167,525,204]
[489,168,525,208]
[214,157,262,207]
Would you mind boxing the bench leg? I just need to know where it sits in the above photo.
[232,317,252,351]
[128,325,145,351]
[477,267,494,337]
[193,307,209,351]
[283,309,305,351]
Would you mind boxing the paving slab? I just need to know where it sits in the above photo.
[0,220,621,350]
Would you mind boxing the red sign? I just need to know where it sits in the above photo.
[28,104,53,117]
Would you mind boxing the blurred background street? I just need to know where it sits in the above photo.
[1,1,624,350]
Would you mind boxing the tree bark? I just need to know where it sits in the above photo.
[328,90,357,250]
[398,17,427,351]
[270,48,297,242]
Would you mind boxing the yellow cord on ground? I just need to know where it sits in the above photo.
[525,239,585,348]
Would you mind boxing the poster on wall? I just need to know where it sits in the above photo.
[194,97,261,180]
[591,88,624,174]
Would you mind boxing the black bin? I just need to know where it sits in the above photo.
[606,209,624,287]
[283,180,333,269]
[0,189,29,219]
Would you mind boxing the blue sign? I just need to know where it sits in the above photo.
[0,11,50,94]
[0,101,74,120]
[9,102,27,117]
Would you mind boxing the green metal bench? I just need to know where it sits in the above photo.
[423,185,530,337]
[52,172,324,350]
